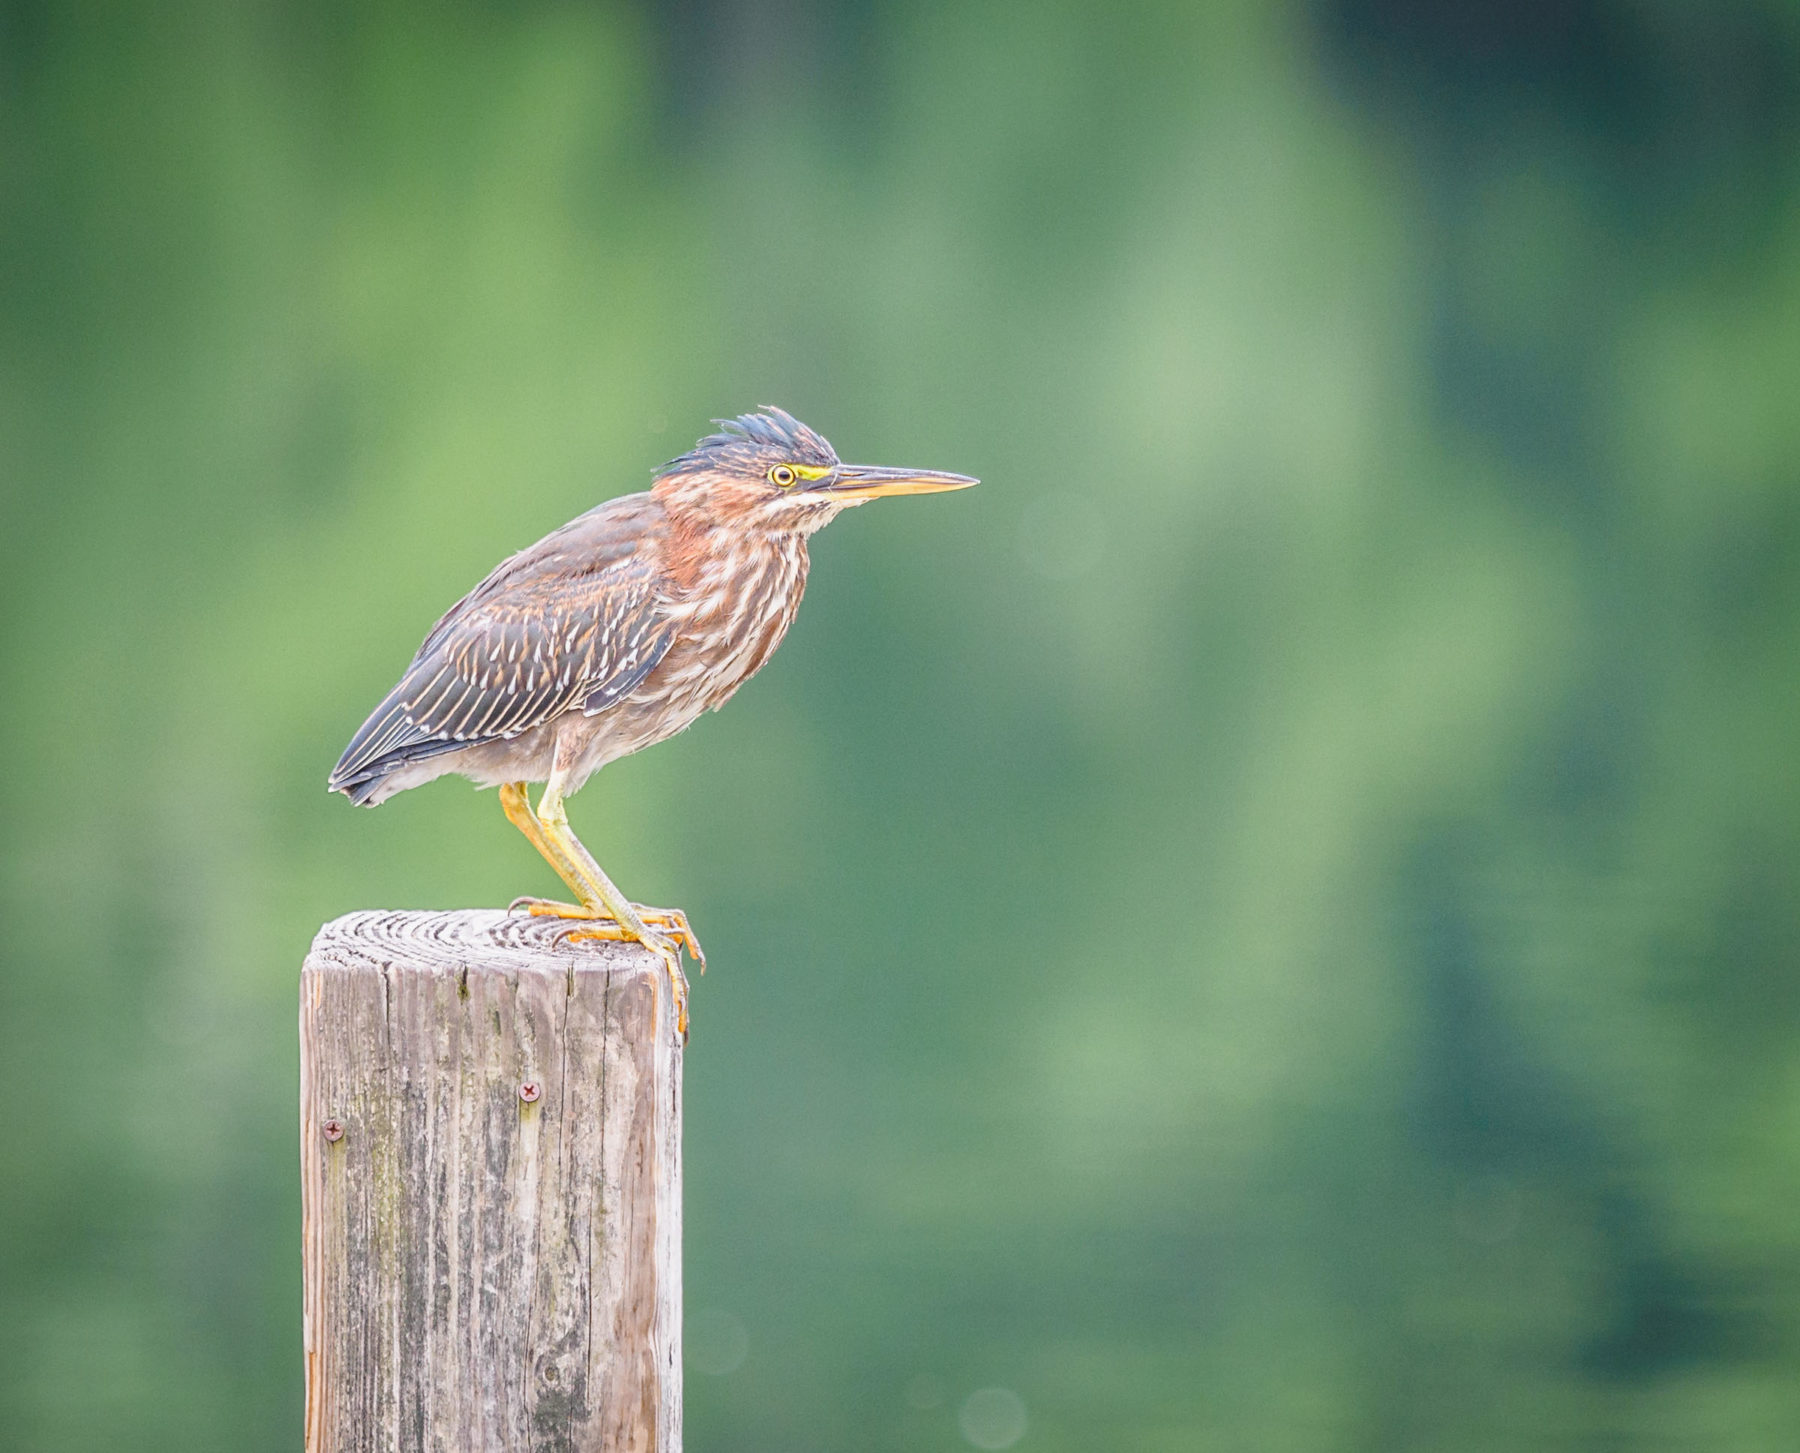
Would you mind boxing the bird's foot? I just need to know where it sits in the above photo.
[508,897,705,972]
[508,897,695,1042]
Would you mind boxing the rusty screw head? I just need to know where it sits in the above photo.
[321,1118,345,1143]
[518,1081,541,1104]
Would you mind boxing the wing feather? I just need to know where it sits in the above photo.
[329,494,674,801]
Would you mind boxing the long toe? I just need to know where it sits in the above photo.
[633,929,689,1042]
[664,952,690,1043]
[552,923,620,947]
[511,897,610,920]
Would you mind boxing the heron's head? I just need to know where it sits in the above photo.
[652,407,976,533]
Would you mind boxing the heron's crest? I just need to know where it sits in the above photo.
[657,407,838,479]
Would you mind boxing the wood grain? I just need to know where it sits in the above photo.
[300,910,682,1452]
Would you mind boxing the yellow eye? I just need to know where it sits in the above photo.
[769,465,797,487]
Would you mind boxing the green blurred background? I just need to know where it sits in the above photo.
[5,1,1800,1448]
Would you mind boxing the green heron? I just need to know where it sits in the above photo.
[329,408,976,1035]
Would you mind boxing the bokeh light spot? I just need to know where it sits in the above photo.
[959,1387,1027,1449]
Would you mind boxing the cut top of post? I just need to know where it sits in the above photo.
[306,909,680,1004]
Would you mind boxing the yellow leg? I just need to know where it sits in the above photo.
[499,782,586,899]
[497,780,694,1038]
[504,782,700,950]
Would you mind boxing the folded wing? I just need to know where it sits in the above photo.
[329,496,672,804]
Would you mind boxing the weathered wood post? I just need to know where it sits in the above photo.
[300,910,682,1452]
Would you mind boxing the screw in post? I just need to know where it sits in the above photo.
[322,1118,345,1143]
[518,1081,541,1104]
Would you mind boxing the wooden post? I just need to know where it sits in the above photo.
[300,910,683,1453]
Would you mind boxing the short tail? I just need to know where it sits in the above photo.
[328,686,463,806]
[330,766,394,807]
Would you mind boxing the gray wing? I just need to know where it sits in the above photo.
[330,494,673,802]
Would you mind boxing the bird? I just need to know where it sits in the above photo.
[329,407,977,1037]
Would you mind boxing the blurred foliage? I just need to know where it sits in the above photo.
[4,0,1800,1448]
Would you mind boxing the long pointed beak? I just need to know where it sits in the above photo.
[824,464,979,500]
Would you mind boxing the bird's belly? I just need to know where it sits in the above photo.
[583,609,792,765]
[571,692,711,774]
